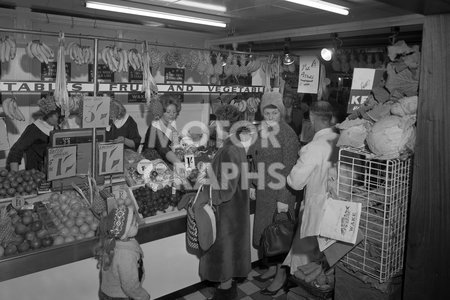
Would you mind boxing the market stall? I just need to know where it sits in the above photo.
[0,24,271,299]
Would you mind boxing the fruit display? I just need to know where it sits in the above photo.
[46,191,99,244]
[66,42,94,65]
[131,185,183,219]
[0,205,55,258]
[246,96,261,113]
[1,97,26,121]
[0,169,46,199]
[128,48,143,71]
[230,98,247,112]
[25,40,55,64]
[100,45,130,72]
[0,35,17,63]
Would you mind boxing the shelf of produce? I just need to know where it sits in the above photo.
[0,199,256,282]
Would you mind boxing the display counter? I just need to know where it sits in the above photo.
[0,200,257,300]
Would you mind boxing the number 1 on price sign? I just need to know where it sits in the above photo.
[47,145,77,181]
[98,142,124,176]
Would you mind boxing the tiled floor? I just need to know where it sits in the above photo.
[178,266,291,300]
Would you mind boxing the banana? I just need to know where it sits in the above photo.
[39,43,51,60]
[41,42,54,59]
[128,50,135,70]
[76,46,83,64]
[66,42,75,56]
[30,42,41,62]
[4,39,11,62]
[7,98,18,120]
[240,100,247,112]
[6,37,16,60]
[101,47,109,64]
[121,49,128,72]
[26,41,33,58]
[38,43,49,64]
[2,98,14,120]
[10,99,25,121]
[117,48,123,72]
[0,40,5,63]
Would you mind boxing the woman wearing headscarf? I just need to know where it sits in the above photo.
[248,91,300,295]
[106,100,141,151]
[199,104,251,300]
[7,96,60,172]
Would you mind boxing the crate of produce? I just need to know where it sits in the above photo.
[337,147,412,283]
[129,185,185,224]
[0,169,47,200]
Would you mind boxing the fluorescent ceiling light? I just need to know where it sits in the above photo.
[86,1,227,27]
[158,0,227,12]
[284,0,349,16]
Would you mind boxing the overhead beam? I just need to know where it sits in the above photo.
[206,14,425,46]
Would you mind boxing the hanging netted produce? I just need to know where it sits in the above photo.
[54,32,70,117]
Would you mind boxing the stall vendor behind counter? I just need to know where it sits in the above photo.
[7,96,60,172]
[106,100,141,151]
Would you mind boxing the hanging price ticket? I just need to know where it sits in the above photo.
[47,146,77,181]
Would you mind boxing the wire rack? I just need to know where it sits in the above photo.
[337,147,412,283]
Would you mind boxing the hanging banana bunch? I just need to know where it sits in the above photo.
[26,40,54,64]
[66,42,94,65]
[128,48,143,70]
[0,36,17,63]
[2,97,25,121]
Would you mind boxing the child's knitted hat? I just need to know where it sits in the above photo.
[260,91,285,117]
[106,205,134,240]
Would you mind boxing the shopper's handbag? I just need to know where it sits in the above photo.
[260,211,296,257]
[194,185,216,251]
[185,187,202,251]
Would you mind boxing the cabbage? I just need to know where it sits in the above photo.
[366,115,416,159]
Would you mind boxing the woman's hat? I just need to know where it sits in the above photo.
[105,205,134,240]
[37,96,59,115]
[260,91,285,116]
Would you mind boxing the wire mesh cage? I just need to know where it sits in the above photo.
[337,147,412,283]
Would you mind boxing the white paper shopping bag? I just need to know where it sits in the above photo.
[319,197,361,244]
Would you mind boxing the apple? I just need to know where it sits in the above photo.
[31,220,43,232]
[4,244,17,256]
[53,236,64,245]
[22,215,33,226]
[41,237,53,247]
[18,241,30,253]
[15,223,29,235]
[30,239,42,249]
[64,236,75,243]
[25,231,36,241]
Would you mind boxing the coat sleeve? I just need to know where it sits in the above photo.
[116,251,151,300]
[278,125,301,203]
[287,143,319,191]
[7,125,38,165]
[146,125,171,159]
[127,118,142,151]
[211,146,241,206]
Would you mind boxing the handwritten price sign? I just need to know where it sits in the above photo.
[297,56,320,94]
[82,96,111,128]
[98,142,124,176]
[47,146,77,181]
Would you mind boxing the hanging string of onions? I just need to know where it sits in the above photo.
[142,41,158,105]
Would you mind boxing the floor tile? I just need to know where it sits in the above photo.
[238,281,261,295]
[183,291,207,300]
[248,269,261,280]
[240,296,253,300]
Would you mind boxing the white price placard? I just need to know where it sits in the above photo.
[82,96,111,128]
[11,195,25,209]
[98,142,124,175]
[297,56,320,94]
[47,146,77,181]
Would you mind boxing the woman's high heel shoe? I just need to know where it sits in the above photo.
[260,279,289,296]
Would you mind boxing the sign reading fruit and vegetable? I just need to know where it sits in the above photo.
[47,146,77,181]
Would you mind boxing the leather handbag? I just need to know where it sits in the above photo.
[260,211,296,257]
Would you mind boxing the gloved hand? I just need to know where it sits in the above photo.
[277,201,289,213]
[249,188,256,200]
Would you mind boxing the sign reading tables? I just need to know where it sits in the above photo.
[82,96,111,128]
[47,146,77,181]
[347,68,385,113]
[98,142,125,176]
[297,56,320,94]
[164,68,185,84]
[41,62,71,81]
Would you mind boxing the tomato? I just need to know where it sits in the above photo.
[30,239,42,249]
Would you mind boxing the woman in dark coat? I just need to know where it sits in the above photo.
[249,91,300,295]
[106,100,141,151]
[7,96,60,172]
[199,104,251,300]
